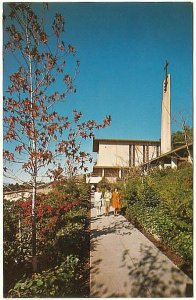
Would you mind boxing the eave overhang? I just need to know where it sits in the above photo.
[93,137,161,152]
[141,142,193,167]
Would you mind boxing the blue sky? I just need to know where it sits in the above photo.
[48,2,193,139]
[3,2,193,180]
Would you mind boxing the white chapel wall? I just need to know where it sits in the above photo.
[149,145,159,160]
[116,144,129,166]
[95,141,160,169]
[135,145,143,166]
[96,143,129,167]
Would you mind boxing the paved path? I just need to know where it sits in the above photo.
[90,201,193,297]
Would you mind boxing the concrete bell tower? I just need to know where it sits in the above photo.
[161,60,171,154]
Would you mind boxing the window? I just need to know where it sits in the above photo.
[93,169,102,176]
[129,144,135,166]
[105,168,119,177]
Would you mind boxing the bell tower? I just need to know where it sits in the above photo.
[161,60,171,154]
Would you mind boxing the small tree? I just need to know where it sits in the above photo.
[172,113,193,163]
[172,127,193,144]
[3,3,111,271]
[97,177,111,191]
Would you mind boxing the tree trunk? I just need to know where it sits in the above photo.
[32,176,37,272]
[26,19,38,272]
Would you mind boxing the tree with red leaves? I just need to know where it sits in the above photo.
[3,3,111,271]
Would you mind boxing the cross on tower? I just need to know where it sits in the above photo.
[164,60,169,79]
[164,60,169,93]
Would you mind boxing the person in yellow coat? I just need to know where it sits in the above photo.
[112,188,121,216]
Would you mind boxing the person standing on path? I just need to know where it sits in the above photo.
[103,187,112,216]
[94,187,103,217]
[112,188,121,216]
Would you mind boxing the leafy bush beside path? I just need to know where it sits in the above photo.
[4,177,90,297]
[120,164,193,262]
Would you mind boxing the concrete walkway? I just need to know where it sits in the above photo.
[90,202,193,297]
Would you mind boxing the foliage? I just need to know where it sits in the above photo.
[119,164,193,262]
[149,165,193,221]
[126,203,192,261]
[97,177,111,191]
[3,2,110,270]
[4,199,31,272]
[3,2,111,179]
[8,255,80,298]
[120,178,140,205]
[4,178,90,297]
[4,182,21,192]
[172,126,193,144]
[141,181,160,208]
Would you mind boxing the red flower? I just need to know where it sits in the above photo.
[45,205,52,213]
[37,209,44,217]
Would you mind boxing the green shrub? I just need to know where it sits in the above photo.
[8,255,79,298]
[118,177,143,207]
[4,179,90,297]
[97,177,111,191]
[171,232,193,260]
[125,164,193,263]
[141,181,160,208]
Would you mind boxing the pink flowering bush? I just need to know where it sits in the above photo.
[4,178,90,297]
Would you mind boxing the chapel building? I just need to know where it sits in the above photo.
[86,62,192,184]
[90,138,160,183]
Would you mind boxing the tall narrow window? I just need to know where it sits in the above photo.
[129,145,132,167]
[133,145,135,166]
[143,145,145,163]
[156,145,160,157]
[146,145,149,162]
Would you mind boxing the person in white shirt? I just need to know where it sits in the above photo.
[104,187,112,216]
[94,187,102,217]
